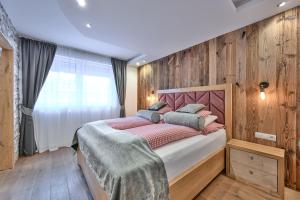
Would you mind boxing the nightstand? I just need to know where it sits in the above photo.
[226,139,285,199]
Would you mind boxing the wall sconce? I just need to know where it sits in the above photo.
[259,81,269,100]
[147,90,155,102]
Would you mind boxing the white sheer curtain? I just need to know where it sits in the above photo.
[33,47,120,152]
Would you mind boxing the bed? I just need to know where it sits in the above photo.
[77,84,233,200]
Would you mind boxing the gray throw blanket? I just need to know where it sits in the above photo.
[77,121,169,200]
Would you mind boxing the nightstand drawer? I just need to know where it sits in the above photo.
[226,139,285,199]
[230,148,277,175]
[230,161,278,193]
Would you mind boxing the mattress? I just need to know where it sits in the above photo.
[154,129,226,181]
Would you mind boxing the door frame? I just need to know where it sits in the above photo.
[0,33,14,170]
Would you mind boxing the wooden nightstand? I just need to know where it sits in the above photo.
[226,139,285,199]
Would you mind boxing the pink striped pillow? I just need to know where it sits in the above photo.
[157,106,173,114]
[197,110,212,117]
[203,122,224,135]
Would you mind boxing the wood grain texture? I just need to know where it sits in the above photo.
[138,7,300,189]
[0,148,92,200]
[227,139,285,198]
[169,148,225,200]
[297,5,300,191]
[0,37,14,171]
[1,148,299,200]
[196,174,300,200]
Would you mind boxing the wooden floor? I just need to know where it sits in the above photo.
[0,148,299,200]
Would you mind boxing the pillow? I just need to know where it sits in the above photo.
[204,115,218,127]
[197,110,212,117]
[176,104,206,114]
[136,110,161,123]
[148,101,166,111]
[164,112,205,131]
[157,106,172,114]
[203,122,224,135]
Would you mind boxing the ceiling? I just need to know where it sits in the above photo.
[1,0,300,67]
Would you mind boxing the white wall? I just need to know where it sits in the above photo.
[125,66,137,116]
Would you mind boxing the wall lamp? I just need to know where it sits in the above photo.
[259,81,269,100]
[147,90,155,102]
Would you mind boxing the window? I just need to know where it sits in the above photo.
[35,55,119,110]
[33,49,120,153]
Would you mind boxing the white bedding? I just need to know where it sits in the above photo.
[154,129,226,181]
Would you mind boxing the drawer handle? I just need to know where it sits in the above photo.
[250,156,254,160]
[249,170,253,175]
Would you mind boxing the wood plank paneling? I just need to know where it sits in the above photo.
[276,9,298,189]
[235,28,247,141]
[297,5,300,191]
[138,7,300,189]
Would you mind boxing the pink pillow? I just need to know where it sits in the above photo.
[157,106,172,114]
[203,122,224,135]
[197,110,212,117]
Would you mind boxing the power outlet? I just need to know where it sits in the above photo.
[255,132,276,142]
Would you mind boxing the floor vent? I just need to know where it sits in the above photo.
[232,0,252,8]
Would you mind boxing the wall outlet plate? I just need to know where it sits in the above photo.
[255,132,276,142]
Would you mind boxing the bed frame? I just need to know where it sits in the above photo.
[77,83,233,200]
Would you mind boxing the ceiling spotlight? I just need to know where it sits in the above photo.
[142,60,146,63]
[277,1,286,7]
[77,0,86,7]
[136,62,140,66]
[86,23,92,28]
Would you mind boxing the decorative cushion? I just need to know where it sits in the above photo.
[176,104,206,114]
[157,106,172,114]
[203,122,224,135]
[164,112,205,131]
[197,110,212,117]
[148,101,166,111]
[136,110,161,123]
[204,115,218,127]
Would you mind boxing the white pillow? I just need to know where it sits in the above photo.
[204,115,218,127]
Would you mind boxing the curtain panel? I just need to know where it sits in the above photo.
[19,38,57,156]
[33,47,119,152]
[111,58,128,117]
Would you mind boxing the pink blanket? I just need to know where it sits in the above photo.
[105,116,153,130]
[126,124,200,149]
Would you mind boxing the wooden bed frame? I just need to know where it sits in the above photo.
[77,83,233,200]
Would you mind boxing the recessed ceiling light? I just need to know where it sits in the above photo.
[277,1,286,7]
[86,23,92,28]
[142,60,146,63]
[136,62,140,66]
[77,0,86,7]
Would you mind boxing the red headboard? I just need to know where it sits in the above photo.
[157,84,233,140]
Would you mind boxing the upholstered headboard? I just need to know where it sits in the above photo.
[157,84,233,140]
[158,90,225,124]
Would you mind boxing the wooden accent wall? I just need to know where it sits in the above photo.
[138,7,300,189]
